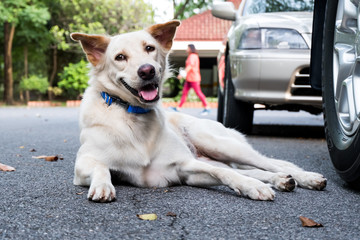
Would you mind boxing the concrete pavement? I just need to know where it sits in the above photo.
[0,107,359,239]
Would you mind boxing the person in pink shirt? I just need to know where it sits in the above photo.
[173,44,210,115]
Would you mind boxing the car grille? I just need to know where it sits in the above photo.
[290,67,322,97]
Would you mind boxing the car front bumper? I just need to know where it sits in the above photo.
[229,49,322,107]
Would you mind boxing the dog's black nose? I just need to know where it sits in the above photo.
[138,64,155,80]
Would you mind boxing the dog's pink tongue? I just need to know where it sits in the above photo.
[140,88,158,101]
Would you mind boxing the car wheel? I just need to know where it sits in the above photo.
[223,56,254,134]
[217,87,224,123]
[322,0,360,186]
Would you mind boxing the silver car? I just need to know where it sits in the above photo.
[212,0,317,133]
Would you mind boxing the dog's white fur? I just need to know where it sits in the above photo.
[71,21,326,202]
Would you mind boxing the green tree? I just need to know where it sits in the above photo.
[173,0,216,19]
[63,0,154,34]
[20,75,49,96]
[46,0,154,100]
[0,0,154,104]
[57,59,89,99]
[0,0,50,105]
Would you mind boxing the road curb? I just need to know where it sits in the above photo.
[26,100,218,109]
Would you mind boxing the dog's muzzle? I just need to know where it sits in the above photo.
[119,64,160,103]
[137,64,159,102]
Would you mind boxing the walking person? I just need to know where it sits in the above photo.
[173,44,210,115]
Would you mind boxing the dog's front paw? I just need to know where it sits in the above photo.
[234,179,275,201]
[272,173,296,192]
[293,172,327,190]
[88,182,116,202]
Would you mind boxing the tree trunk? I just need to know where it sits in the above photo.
[174,0,190,19]
[48,47,57,101]
[4,22,15,105]
[24,45,28,78]
[20,45,29,103]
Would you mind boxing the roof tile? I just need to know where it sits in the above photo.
[174,0,242,41]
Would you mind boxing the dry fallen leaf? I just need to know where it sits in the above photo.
[76,192,84,195]
[32,155,59,162]
[44,156,58,162]
[299,216,323,227]
[137,213,157,221]
[19,146,24,149]
[166,212,177,217]
[0,163,15,172]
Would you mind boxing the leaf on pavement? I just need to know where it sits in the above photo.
[299,216,323,227]
[32,155,59,162]
[166,212,177,217]
[137,213,157,221]
[0,163,15,172]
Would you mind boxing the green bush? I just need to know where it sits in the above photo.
[48,86,63,96]
[20,75,49,94]
[58,59,89,99]
[162,77,183,98]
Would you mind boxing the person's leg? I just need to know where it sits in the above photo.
[192,82,209,108]
[178,81,191,108]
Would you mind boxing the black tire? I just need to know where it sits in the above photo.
[322,0,360,186]
[222,56,254,134]
[217,86,224,123]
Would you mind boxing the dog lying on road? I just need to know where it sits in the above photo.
[71,20,327,202]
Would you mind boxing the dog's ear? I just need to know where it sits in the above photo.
[70,33,110,66]
[147,20,181,50]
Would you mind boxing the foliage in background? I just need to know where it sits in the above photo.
[0,0,154,104]
[48,87,63,96]
[162,77,183,99]
[49,0,154,49]
[47,0,155,100]
[65,0,154,34]
[20,75,49,93]
[173,0,215,19]
[57,60,89,99]
[0,0,219,103]
[0,0,51,104]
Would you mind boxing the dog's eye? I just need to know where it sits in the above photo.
[115,54,126,61]
[145,46,155,53]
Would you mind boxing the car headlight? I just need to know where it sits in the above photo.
[238,28,309,49]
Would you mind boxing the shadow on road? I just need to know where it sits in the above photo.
[251,124,325,139]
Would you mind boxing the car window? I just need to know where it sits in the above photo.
[243,0,314,16]
[238,28,308,49]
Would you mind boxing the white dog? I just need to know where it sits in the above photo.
[71,20,326,202]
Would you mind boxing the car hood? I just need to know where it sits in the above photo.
[241,12,313,34]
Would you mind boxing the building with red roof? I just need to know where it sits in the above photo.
[169,0,241,96]
[171,0,241,57]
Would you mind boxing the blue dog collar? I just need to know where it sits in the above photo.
[100,92,151,114]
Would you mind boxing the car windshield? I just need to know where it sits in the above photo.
[243,0,314,16]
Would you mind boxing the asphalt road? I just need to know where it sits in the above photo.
[0,107,359,239]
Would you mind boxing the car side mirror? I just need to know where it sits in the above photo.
[211,2,236,21]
